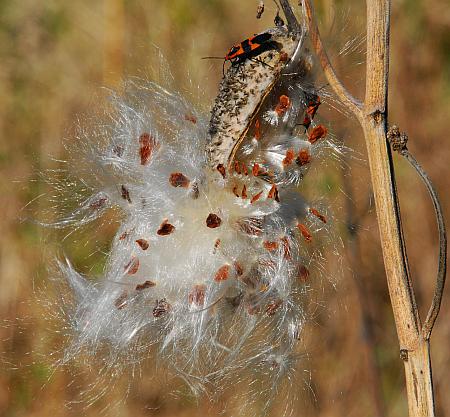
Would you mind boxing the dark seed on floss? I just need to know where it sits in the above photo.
[121,185,132,203]
[234,262,244,276]
[242,185,248,199]
[297,223,312,242]
[136,239,149,250]
[89,196,108,210]
[265,299,282,316]
[152,298,171,317]
[309,207,327,223]
[135,280,156,291]
[296,149,311,166]
[275,95,291,117]
[139,132,157,165]
[252,163,260,177]
[250,190,264,204]
[242,164,249,176]
[114,291,128,310]
[267,184,280,202]
[119,231,130,240]
[308,125,328,144]
[125,257,140,274]
[188,284,206,306]
[282,149,295,166]
[169,172,190,188]
[297,264,310,282]
[263,241,279,251]
[254,119,261,140]
[206,213,222,228]
[280,236,291,259]
[157,219,175,236]
[213,238,221,253]
[214,265,230,282]
[217,164,226,178]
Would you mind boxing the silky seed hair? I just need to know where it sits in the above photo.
[41,13,344,417]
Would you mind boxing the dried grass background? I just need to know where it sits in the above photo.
[0,0,449,416]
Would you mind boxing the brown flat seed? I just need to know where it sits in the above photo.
[252,163,260,176]
[188,284,206,306]
[169,172,190,188]
[136,239,149,250]
[282,149,295,166]
[266,299,283,316]
[119,231,130,240]
[234,262,244,276]
[242,164,249,176]
[217,164,226,178]
[135,280,156,291]
[275,95,291,116]
[89,196,108,210]
[298,223,312,242]
[250,190,264,204]
[242,184,248,199]
[152,298,171,317]
[125,257,140,274]
[114,291,128,309]
[214,265,230,282]
[298,264,310,282]
[121,185,131,203]
[280,236,291,259]
[213,238,221,253]
[206,213,222,228]
[309,207,327,223]
[263,241,279,251]
[267,184,280,202]
[308,125,328,144]
[157,220,175,236]
[139,132,157,165]
[296,149,311,166]
[254,119,261,140]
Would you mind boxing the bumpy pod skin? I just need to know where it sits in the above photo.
[207,27,300,170]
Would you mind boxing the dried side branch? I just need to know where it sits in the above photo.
[303,0,363,117]
[387,126,447,340]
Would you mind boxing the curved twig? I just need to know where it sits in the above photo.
[404,151,447,340]
[302,0,363,118]
[279,0,301,33]
[387,126,447,340]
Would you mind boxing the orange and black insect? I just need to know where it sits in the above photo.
[203,32,275,75]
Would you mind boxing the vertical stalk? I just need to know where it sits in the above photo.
[303,0,439,415]
[364,2,435,415]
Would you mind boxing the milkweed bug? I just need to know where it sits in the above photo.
[203,32,277,75]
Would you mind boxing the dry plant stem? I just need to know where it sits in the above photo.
[303,0,437,415]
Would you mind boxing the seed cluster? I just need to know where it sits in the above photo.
[52,18,340,417]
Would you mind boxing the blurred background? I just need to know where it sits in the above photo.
[0,0,449,416]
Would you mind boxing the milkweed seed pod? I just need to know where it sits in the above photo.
[47,7,339,417]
